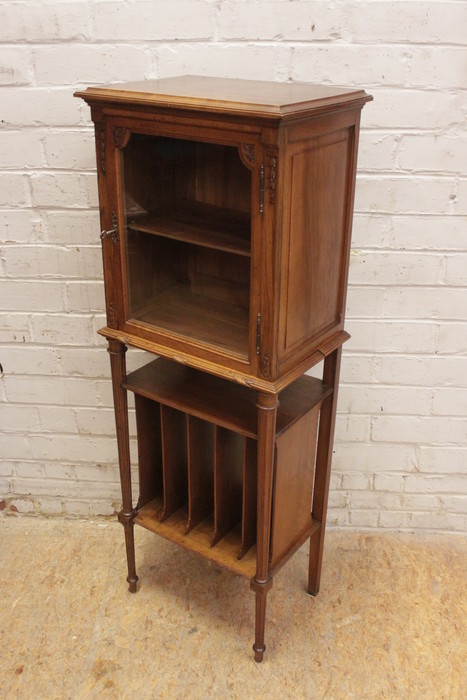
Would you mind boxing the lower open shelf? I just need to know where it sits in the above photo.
[128,357,331,585]
[135,496,257,580]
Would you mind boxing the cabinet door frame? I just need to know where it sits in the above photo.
[100,113,265,379]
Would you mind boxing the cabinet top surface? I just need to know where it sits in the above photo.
[74,74,372,118]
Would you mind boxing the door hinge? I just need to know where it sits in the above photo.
[259,165,265,214]
[100,211,119,245]
[256,312,261,354]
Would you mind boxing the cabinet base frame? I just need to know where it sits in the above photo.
[108,339,343,661]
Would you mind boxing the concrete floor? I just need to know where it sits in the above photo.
[0,517,465,699]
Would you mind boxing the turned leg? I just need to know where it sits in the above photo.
[308,347,342,596]
[108,339,138,593]
[250,577,273,662]
[252,392,279,662]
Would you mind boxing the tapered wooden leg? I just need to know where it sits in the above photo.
[308,347,342,596]
[108,339,138,593]
[250,577,273,662]
[252,391,279,662]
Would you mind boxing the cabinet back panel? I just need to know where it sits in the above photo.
[125,236,250,357]
[122,134,250,216]
[192,247,250,309]
[126,231,189,316]
[123,134,182,214]
[189,142,251,214]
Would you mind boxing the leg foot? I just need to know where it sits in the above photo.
[127,576,138,594]
[253,644,265,663]
[307,527,321,596]
[119,509,138,593]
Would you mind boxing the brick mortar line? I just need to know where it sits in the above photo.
[3,473,466,492]
[2,210,465,220]
[3,170,466,179]
[1,38,467,47]
[2,403,467,418]
[3,126,467,136]
[2,380,466,390]
[4,166,467,177]
[331,527,467,534]
[2,84,465,91]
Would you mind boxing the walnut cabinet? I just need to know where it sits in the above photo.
[75,76,371,662]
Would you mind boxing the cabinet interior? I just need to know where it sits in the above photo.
[121,134,252,359]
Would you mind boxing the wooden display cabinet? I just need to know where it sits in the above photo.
[75,76,371,661]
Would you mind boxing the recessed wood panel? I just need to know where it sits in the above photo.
[270,407,320,569]
[280,130,351,356]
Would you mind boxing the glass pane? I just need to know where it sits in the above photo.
[121,134,252,359]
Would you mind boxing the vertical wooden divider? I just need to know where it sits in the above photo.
[186,415,215,534]
[134,395,163,509]
[160,405,188,521]
[212,426,244,547]
[238,437,257,559]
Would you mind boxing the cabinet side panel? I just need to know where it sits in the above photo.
[279,129,352,357]
[270,407,319,569]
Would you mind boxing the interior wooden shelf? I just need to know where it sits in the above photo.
[128,202,251,257]
[131,283,250,359]
[135,496,257,579]
[124,356,332,439]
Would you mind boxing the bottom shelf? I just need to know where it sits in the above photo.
[135,497,257,580]
[131,282,250,359]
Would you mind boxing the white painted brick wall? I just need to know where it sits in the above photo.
[1,0,466,532]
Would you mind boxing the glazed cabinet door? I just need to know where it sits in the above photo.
[100,117,265,377]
